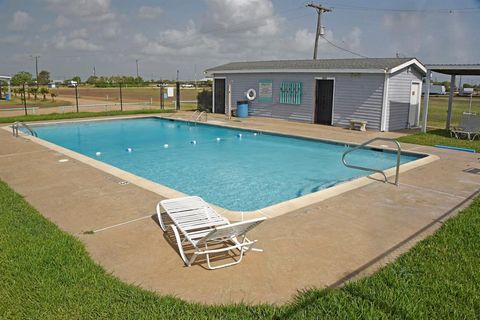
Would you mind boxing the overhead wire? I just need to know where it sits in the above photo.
[324,4,480,14]
[319,35,368,58]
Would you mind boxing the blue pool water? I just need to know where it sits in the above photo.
[31,118,422,211]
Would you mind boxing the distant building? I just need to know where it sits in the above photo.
[459,87,474,96]
[0,75,12,100]
[422,84,446,95]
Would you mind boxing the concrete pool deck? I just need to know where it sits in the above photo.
[1,113,479,305]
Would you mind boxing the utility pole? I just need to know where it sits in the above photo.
[306,3,332,60]
[135,59,139,78]
[194,64,197,88]
[93,66,96,77]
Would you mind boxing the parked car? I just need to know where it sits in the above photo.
[66,80,78,87]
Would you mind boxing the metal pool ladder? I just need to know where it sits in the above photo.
[12,121,38,137]
[190,110,207,124]
[342,137,401,186]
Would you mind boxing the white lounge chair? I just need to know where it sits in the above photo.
[450,113,480,140]
[156,196,266,270]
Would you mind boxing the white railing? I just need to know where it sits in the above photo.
[342,137,401,186]
[190,110,208,124]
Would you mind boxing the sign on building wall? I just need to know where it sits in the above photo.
[258,79,273,103]
[280,81,302,105]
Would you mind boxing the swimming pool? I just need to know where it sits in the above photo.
[29,117,423,211]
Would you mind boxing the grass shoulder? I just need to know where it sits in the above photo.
[398,129,479,152]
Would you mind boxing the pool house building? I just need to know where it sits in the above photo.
[206,58,426,131]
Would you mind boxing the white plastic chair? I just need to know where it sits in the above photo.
[156,196,266,270]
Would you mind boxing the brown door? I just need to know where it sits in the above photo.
[214,79,226,114]
[314,80,334,125]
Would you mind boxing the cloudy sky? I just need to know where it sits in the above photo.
[0,0,479,82]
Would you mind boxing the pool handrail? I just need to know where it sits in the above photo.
[12,121,38,137]
[342,137,401,186]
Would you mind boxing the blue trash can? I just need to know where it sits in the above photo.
[236,101,249,118]
[5,93,10,101]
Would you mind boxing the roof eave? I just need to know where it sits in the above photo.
[389,58,427,75]
[206,68,389,76]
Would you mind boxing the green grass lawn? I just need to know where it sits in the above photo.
[423,95,480,129]
[1,178,479,319]
[0,109,176,124]
[398,129,480,152]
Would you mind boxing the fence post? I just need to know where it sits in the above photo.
[119,82,123,111]
[22,82,27,116]
[176,82,180,110]
[75,84,79,112]
[160,84,164,110]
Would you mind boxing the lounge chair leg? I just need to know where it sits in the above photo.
[170,225,189,266]
[156,203,167,232]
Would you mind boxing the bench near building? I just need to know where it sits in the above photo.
[205,58,426,131]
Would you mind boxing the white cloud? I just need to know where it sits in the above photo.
[54,15,70,27]
[70,28,89,39]
[100,23,121,40]
[47,0,114,21]
[202,0,281,36]
[138,6,163,19]
[293,29,315,52]
[9,11,32,31]
[0,35,23,44]
[140,0,286,60]
[341,27,362,50]
[381,12,473,61]
[53,33,103,51]
[134,33,148,45]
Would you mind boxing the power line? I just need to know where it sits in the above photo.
[319,35,368,58]
[326,4,480,13]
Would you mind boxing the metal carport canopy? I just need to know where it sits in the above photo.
[421,64,480,132]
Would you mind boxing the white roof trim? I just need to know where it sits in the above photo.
[389,59,427,75]
[206,68,388,76]
[0,75,12,80]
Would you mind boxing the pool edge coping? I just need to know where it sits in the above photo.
[2,116,439,221]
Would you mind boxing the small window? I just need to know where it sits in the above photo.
[280,81,302,105]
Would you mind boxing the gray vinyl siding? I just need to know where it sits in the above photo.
[331,73,384,130]
[387,67,423,131]
[216,73,314,122]
[214,72,386,129]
